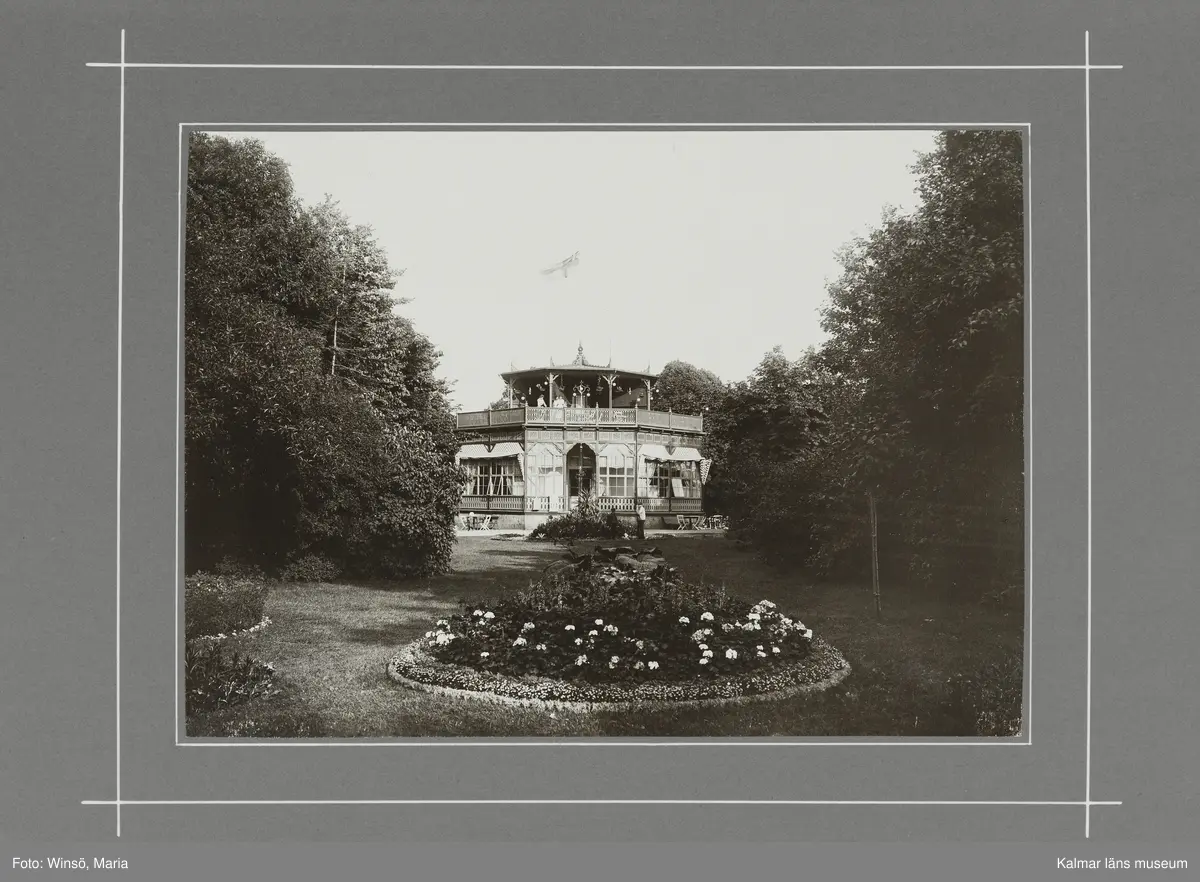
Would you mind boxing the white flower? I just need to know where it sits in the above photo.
[757,651,767,658]
[698,643,709,651]
[772,646,781,654]
[575,654,588,666]
[700,611,714,621]
[604,624,618,634]
[574,638,583,645]
[425,631,433,638]
[702,649,713,658]
[679,616,690,625]
[588,630,599,637]
[747,612,761,621]
[480,651,489,658]
[565,624,575,631]
[691,630,707,643]
[483,611,495,620]
[535,643,547,651]
[726,648,738,660]
[473,610,484,617]
[513,637,528,647]
[595,619,604,626]
[634,661,645,670]
[804,629,813,639]
[703,628,714,636]
[760,600,777,609]
[610,656,620,664]
[699,658,709,665]
[756,645,764,651]
[721,623,734,632]
[647,661,660,670]
[436,619,449,626]
[635,640,645,650]
[522,622,535,631]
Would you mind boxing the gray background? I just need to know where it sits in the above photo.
[1,0,1197,868]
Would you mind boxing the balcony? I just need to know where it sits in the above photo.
[456,406,704,433]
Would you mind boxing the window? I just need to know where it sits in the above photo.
[645,459,701,499]
[597,452,634,498]
[528,449,563,499]
[462,458,519,496]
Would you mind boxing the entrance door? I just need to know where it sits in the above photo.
[565,443,596,509]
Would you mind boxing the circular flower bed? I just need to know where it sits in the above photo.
[386,560,851,711]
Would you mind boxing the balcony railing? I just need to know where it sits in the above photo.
[456,406,703,433]
[460,494,703,514]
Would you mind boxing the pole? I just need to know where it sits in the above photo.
[869,491,882,620]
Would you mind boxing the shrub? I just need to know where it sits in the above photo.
[422,563,814,685]
[184,572,268,641]
[528,495,631,543]
[278,553,342,583]
[184,640,277,715]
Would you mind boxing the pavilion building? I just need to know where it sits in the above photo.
[454,345,707,530]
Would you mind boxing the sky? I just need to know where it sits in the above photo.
[212,129,938,411]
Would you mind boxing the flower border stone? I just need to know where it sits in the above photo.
[386,637,851,712]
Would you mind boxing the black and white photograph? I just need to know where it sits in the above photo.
[182,128,1025,739]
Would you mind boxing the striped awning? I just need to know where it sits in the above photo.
[637,444,702,462]
[456,441,524,460]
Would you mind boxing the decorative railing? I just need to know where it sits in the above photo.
[456,407,703,432]
[459,494,703,513]
[459,495,525,512]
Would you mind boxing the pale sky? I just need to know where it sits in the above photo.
[211,129,937,411]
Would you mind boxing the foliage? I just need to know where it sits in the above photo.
[653,360,728,417]
[527,492,631,542]
[185,640,278,715]
[278,553,342,583]
[422,563,814,684]
[184,572,268,642]
[707,131,1024,594]
[184,133,463,578]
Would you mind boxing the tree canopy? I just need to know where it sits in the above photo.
[705,130,1024,593]
[185,134,463,577]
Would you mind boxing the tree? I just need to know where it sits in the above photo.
[184,133,463,577]
[720,131,1025,592]
[653,360,728,417]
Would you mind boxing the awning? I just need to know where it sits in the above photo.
[456,441,524,460]
[598,442,634,459]
[637,444,703,462]
[637,443,670,461]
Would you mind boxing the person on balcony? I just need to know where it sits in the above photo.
[536,395,546,407]
[553,396,566,408]
[635,502,646,540]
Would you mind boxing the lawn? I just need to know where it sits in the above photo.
[186,535,1024,738]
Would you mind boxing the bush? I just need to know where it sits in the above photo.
[528,496,631,543]
[421,562,814,685]
[185,572,268,641]
[184,640,277,715]
[278,553,342,583]
[942,652,1024,736]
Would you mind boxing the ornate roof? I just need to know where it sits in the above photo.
[501,344,657,382]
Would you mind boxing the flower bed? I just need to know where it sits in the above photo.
[385,560,851,710]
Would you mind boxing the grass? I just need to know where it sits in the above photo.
[186,534,1024,738]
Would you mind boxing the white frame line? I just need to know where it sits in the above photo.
[93,32,1111,839]
[114,28,125,840]
[174,119,1034,751]
[81,799,1121,807]
[1083,29,1094,842]
[87,62,1122,71]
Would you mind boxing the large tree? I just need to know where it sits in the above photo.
[184,134,462,576]
[722,130,1024,591]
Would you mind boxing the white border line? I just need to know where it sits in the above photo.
[1026,123,1034,746]
[92,37,1112,833]
[82,799,1121,807]
[1084,30,1094,842]
[114,28,125,841]
[88,62,1122,71]
[174,121,1034,750]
